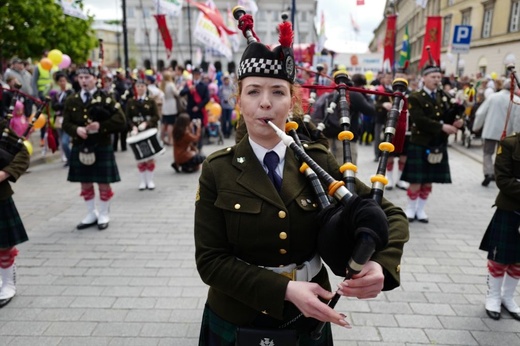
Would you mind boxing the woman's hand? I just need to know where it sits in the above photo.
[285,281,350,328]
[76,126,88,139]
[337,261,384,299]
[0,171,10,183]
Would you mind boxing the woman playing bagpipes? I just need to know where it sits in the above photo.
[194,8,409,345]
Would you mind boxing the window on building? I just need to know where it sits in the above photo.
[510,0,520,32]
[258,10,266,20]
[479,66,487,75]
[482,6,493,38]
[461,8,472,25]
[127,7,134,18]
[443,15,452,47]
[301,11,307,22]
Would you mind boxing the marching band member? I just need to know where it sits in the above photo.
[400,60,463,223]
[195,11,408,345]
[125,79,160,190]
[0,117,29,308]
[62,64,126,231]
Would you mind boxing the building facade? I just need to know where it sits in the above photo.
[91,0,317,72]
[370,0,520,78]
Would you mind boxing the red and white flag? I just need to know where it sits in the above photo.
[154,14,173,58]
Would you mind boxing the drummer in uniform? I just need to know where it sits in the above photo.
[125,78,160,190]
[62,64,126,231]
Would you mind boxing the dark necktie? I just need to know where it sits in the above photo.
[430,91,436,100]
[264,151,282,192]
[84,92,91,104]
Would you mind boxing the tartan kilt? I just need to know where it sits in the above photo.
[0,197,29,248]
[198,304,333,346]
[68,145,121,183]
[479,208,520,264]
[400,143,452,184]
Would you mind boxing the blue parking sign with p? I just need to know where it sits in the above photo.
[452,25,472,54]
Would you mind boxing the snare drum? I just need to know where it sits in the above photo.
[126,128,165,162]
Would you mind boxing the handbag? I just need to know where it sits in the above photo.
[236,327,299,346]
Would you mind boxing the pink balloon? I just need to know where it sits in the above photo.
[59,54,71,69]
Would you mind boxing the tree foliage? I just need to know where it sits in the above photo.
[0,0,97,64]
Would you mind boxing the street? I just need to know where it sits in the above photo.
[1,135,519,346]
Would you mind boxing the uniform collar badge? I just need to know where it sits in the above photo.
[237,157,245,164]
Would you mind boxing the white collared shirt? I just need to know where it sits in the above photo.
[248,137,286,178]
[81,89,95,103]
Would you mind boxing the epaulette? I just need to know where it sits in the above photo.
[206,146,235,162]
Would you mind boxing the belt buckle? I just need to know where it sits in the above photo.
[280,269,297,281]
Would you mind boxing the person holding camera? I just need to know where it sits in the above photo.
[172,113,206,173]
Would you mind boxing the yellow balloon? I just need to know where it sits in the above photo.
[490,72,498,80]
[48,49,63,66]
[365,70,374,84]
[23,140,33,156]
[32,113,46,130]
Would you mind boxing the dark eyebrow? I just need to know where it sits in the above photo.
[244,83,288,90]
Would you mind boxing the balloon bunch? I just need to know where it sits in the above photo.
[39,49,72,71]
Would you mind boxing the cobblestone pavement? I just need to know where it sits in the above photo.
[1,133,519,345]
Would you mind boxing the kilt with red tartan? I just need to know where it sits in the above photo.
[0,197,28,248]
[68,145,121,183]
[479,208,520,264]
[400,143,452,184]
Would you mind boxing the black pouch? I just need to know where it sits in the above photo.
[236,327,299,346]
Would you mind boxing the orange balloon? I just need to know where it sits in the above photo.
[40,58,53,71]
[32,113,46,130]
[206,101,222,117]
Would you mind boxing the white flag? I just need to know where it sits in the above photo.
[155,0,183,16]
[416,0,428,8]
[58,0,87,20]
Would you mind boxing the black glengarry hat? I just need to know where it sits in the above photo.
[237,20,295,83]
[77,60,97,76]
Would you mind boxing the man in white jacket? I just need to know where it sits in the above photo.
[474,79,520,186]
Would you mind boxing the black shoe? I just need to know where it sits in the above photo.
[482,175,493,187]
[0,297,13,308]
[98,222,109,231]
[417,218,429,223]
[502,304,520,321]
[171,162,180,173]
[76,220,97,230]
[486,309,501,320]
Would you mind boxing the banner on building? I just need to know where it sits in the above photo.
[419,16,442,69]
[399,25,410,67]
[154,14,173,58]
[58,0,87,20]
[155,0,183,16]
[189,0,236,37]
[383,14,397,72]
[316,11,326,53]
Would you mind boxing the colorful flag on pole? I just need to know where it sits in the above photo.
[193,1,233,59]
[399,25,410,67]
[383,14,397,72]
[357,0,365,5]
[154,0,183,16]
[189,0,236,37]
[154,14,173,58]
[419,16,442,69]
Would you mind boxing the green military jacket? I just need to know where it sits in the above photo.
[195,136,409,325]
[0,119,30,200]
[408,88,448,147]
[62,89,126,146]
[495,132,520,211]
[125,97,160,130]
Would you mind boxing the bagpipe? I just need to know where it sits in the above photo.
[501,64,520,140]
[233,6,403,338]
[0,85,50,169]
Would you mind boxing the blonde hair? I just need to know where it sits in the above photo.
[160,71,174,92]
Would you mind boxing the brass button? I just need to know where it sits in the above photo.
[226,147,232,151]
[396,264,401,273]
[279,232,287,240]
[278,211,286,219]
[83,115,88,119]
[234,204,241,210]
[436,112,440,116]
[303,143,309,148]
[279,249,287,255]
[261,310,268,315]
[300,199,308,207]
